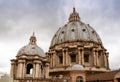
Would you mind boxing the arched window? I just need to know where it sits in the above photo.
[76,76,83,82]
[26,64,33,74]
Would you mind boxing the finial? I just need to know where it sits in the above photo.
[73,7,75,13]
[33,32,35,36]
[29,32,37,45]
[68,7,80,22]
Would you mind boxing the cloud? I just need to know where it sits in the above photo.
[0,0,120,73]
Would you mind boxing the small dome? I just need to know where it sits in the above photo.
[50,8,102,47]
[72,64,84,70]
[17,33,45,57]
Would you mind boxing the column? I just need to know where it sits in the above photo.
[39,63,42,77]
[101,52,105,67]
[50,54,53,68]
[17,62,20,78]
[35,63,39,78]
[17,60,24,78]
[106,52,109,69]
[95,51,97,66]
[45,63,49,78]
[62,49,66,66]
[78,47,81,64]
[99,51,103,67]
[10,60,15,78]
[80,48,84,65]
[33,63,36,78]
[103,53,107,68]
[65,48,69,66]
[53,51,56,67]
[93,49,96,66]
[34,61,41,78]
[54,51,58,66]
[22,60,25,78]
[96,50,100,67]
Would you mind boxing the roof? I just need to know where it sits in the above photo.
[86,70,120,81]
[50,8,102,48]
[17,33,45,57]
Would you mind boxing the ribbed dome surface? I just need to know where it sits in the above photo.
[17,44,45,56]
[50,8,102,47]
[17,33,45,57]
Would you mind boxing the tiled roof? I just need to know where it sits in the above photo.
[86,70,120,81]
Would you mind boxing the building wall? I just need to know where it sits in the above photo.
[70,71,86,82]
[0,74,13,82]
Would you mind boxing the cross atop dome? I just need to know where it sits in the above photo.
[68,7,81,22]
[29,32,37,45]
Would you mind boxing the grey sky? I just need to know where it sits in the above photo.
[0,0,120,73]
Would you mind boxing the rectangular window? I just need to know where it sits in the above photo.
[71,54,76,62]
[84,54,89,62]
[59,56,63,64]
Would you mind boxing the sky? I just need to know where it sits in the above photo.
[0,0,120,73]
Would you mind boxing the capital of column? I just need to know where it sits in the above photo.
[62,49,66,52]
[52,50,57,54]
[45,63,50,66]
[18,59,25,63]
[11,62,16,65]
[11,60,16,64]
[77,45,83,49]
[106,52,109,57]
[34,60,42,64]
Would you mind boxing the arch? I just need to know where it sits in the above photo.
[26,64,33,74]
[76,76,83,82]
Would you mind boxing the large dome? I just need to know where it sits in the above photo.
[17,33,45,57]
[50,8,102,47]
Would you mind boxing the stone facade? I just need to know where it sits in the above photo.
[10,8,120,82]
[48,8,110,81]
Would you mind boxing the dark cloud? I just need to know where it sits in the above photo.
[0,0,120,72]
[0,0,65,41]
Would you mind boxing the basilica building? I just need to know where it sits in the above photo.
[10,8,120,82]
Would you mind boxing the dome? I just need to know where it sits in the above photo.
[50,8,102,47]
[17,33,45,57]
[72,64,84,70]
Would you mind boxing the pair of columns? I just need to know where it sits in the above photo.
[78,47,84,65]
[93,49,109,69]
[50,47,84,67]
[50,48,70,67]
[62,48,69,66]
